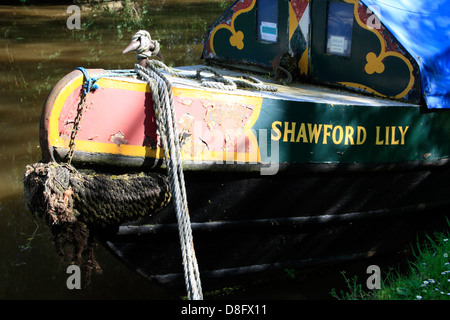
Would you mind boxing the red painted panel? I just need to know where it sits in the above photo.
[58,86,157,147]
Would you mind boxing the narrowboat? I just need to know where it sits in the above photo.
[25,0,450,296]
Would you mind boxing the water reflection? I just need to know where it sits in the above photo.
[0,1,235,299]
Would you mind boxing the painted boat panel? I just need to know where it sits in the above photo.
[254,99,450,165]
[41,67,450,172]
[42,68,264,169]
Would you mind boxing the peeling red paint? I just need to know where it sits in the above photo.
[110,131,128,146]
[178,113,195,131]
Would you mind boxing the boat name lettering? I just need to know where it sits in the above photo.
[271,122,409,146]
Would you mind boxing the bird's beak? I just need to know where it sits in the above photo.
[122,40,140,54]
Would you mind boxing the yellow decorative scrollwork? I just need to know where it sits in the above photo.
[365,52,385,74]
[229,31,245,50]
[209,0,256,54]
[341,0,415,99]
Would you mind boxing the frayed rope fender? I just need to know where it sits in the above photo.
[24,162,171,227]
[23,162,171,283]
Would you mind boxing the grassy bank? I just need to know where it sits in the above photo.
[331,223,450,300]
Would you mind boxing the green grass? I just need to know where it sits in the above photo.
[330,224,450,300]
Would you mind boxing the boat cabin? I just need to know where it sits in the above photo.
[202,0,422,104]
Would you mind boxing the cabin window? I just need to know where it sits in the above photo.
[257,0,278,43]
[326,1,354,57]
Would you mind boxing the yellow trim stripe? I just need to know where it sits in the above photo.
[49,74,263,163]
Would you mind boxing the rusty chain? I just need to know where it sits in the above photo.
[65,67,137,166]
[66,87,87,166]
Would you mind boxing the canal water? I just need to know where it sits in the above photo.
[0,1,438,300]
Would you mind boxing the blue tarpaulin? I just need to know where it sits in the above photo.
[360,0,450,109]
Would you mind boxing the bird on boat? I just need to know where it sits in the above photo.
[122,30,163,67]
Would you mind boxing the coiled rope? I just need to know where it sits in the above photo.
[135,61,203,300]
[146,59,278,92]
[125,29,277,92]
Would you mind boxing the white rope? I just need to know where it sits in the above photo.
[135,62,203,300]
[146,60,278,92]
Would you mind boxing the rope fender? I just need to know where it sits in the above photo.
[22,59,273,297]
[24,162,171,227]
[23,162,171,283]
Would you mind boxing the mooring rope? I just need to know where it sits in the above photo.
[56,61,275,299]
[145,59,278,92]
[135,61,203,300]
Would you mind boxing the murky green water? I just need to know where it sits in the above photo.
[0,0,237,300]
[0,1,419,300]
